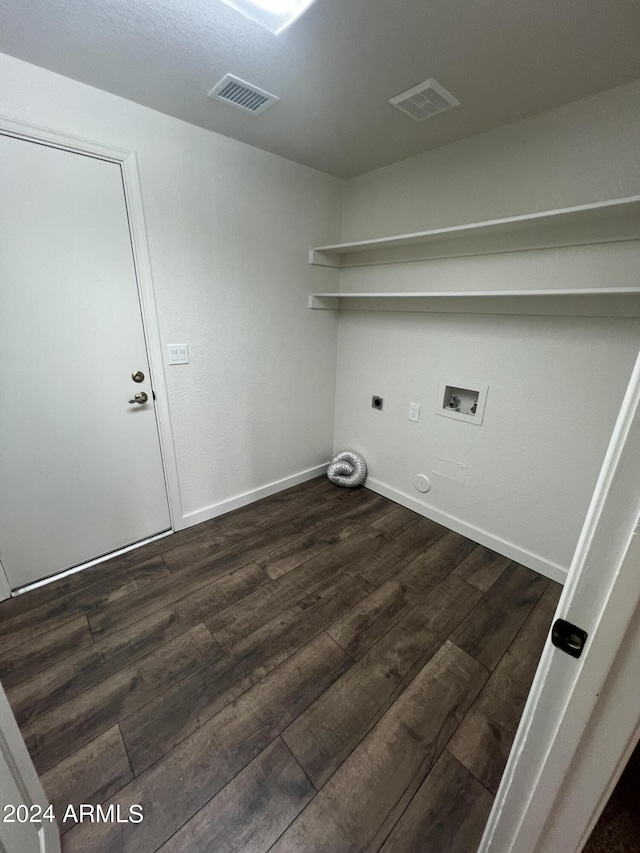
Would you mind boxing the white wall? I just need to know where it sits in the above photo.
[336,81,640,578]
[0,52,342,525]
[342,81,640,241]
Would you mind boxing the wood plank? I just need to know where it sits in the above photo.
[0,616,93,688]
[22,623,222,774]
[62,633,351,853]
[40,726,133,835]
[411,574,484,638]
[321,482,373,502]
[369,504,421,537]
[213,480,330,530]
[247,481,334,520]
[292,490,395,534]
[269,642,488,852]
[498,579,562,686]
[160,518,301,573]
[0,557,171,654]
[283,602,442,788]
[448,664,527,796]
[89,555,269,639]
[256,518,361,580]
[453,545,512,592]
[207,528,385,650]
[162,491,328,571]
[120,570,372,774]
[327,531,477,659]
[281,578,481,790]
[0,525,204,622]
[299,475,340,495]
[325,577,419,660]
[448,581,562,794]
[450,562,549,670]
[379,750,493,853]
[7,564,268,727]
[351,517,449,587]
[192,494,291,536]
[304,477,374,501]
[155,738,314,853]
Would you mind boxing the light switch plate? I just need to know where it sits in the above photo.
[167,344,189,365]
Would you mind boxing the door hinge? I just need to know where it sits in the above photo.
[552,619,588,659]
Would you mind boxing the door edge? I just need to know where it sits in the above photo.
[479,346,640,852]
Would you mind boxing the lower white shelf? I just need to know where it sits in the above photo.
[308,289,640,317]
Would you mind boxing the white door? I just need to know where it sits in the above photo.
[479,346,640,852]
[0,133,171,590]
[0,680,60,853]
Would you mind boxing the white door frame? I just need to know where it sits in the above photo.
[0,114,183,595]
[0,680,61,852]
[480,345,640,852]
[0,559,11,601]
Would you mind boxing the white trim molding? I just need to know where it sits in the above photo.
[119,150,182,528]
[0,560,11,603]
[365,476,568,584]
[0,681,61,852]
[182,463,329,527]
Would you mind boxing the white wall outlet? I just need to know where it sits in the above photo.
[167,344,189,365]
[408,403,420,422]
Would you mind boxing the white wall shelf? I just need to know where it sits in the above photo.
[308,289,640,317]
[309,197,640,268]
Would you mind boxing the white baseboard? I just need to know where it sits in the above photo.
[177,465,567,585]
[179,463,330,529]
[365,477,568,585]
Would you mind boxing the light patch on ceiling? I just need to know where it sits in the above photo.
[219,0,318,34]
[389,78,460,121]
[208,74,279,114]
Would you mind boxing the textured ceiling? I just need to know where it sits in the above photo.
[0,0,639,178]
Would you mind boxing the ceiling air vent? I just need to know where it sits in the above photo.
[389,78,460,121]
[208,74,278,115]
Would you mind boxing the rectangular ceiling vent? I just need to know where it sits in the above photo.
[389,78,460,121]
[208,74,278,115]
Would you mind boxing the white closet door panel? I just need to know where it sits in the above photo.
[0,134,171,588]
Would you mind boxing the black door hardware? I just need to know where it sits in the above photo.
[551,619,588,659]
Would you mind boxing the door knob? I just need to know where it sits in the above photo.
[129,392,148,405]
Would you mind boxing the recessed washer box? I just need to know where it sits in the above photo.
[437,379,488,425]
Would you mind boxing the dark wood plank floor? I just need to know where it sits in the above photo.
[0,478,562,852]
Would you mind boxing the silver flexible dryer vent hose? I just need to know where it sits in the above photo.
[327,449,367,488]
